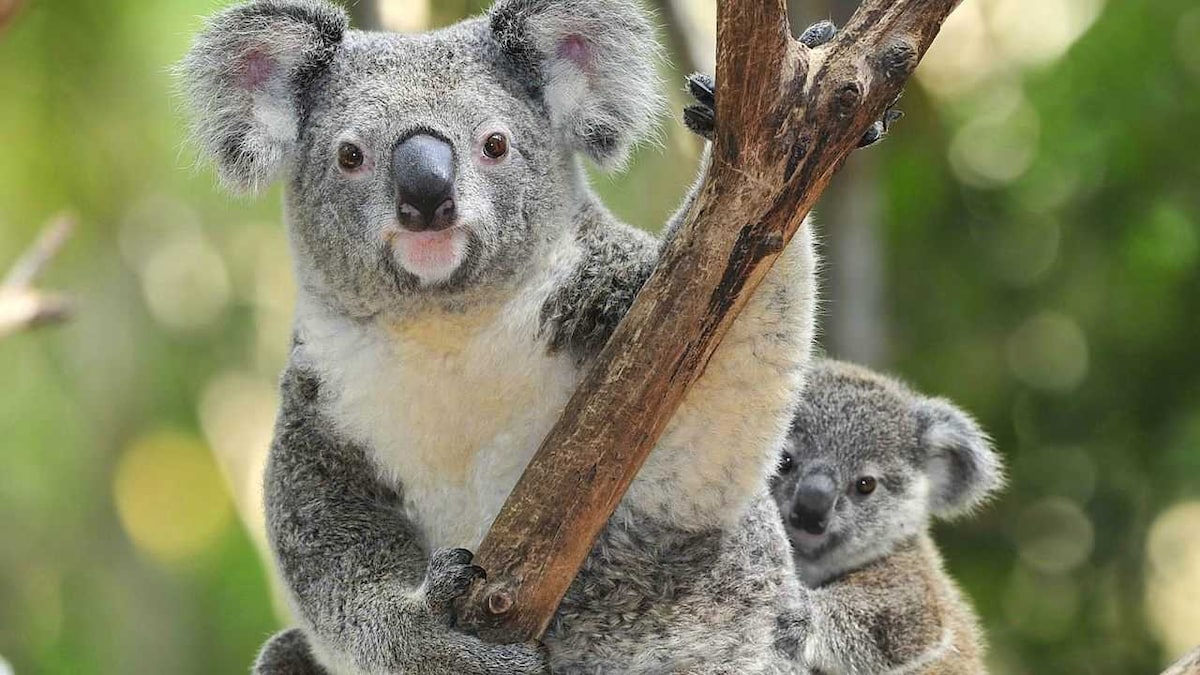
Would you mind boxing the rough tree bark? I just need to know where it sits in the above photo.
[458,0,964,643]
[0,214,74,340]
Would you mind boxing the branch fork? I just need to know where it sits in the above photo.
[456,0,962,643]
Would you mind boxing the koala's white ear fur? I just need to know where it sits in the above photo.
[178,0,348,193]
[490,0,666,169]
[914,397,1004,519]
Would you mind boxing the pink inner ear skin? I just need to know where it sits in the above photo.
[557,34,592,70]
[237,48,276,90]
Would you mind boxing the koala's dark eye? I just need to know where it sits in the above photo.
[778,453,795,474]
[482,133,509,160]
[855,476,877,495]
[337,142,365,171]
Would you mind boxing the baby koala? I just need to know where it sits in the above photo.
[772,360,1003,675]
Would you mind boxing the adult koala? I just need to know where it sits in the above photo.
[177,1,848,673]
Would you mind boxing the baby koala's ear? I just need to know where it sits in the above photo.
[913,397,1004,519]
[489,0,666,169]
[177,0,349,192]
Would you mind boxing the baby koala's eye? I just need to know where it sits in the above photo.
[778,453,795,474]
[482,132,509,160]
[337,142,365,171]
[855,476,877,495]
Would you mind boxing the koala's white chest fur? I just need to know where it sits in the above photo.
[299,224,816,552]
[298,253,581,551]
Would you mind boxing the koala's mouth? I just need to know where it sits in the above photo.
[787,527,840,561]
[387,227,470,287]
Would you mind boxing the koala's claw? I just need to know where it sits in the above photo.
[683,72,716,141]
[857,103,904,148]
[687,72,715,107]
[682,21,903,148]
[425,547,487,611]
[799,20,837,48]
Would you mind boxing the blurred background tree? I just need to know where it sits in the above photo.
[0,0,1197,673]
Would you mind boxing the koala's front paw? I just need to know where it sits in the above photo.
[681,20,904,148]
[683,72,716,141]
[418,548,549,674]
[424,547,487,616]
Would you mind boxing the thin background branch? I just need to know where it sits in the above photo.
[0,213,75,339]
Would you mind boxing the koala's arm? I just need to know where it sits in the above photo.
[804,567,948,675]
[263,361,547,675]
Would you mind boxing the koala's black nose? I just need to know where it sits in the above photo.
[789,473,837,535]
[392,134,456,232]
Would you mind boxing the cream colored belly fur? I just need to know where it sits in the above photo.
[299,226,815,548]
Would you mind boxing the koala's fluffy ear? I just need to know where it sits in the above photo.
[177,0,348,192]
[490,0,665,169]
[914,397,1004,519]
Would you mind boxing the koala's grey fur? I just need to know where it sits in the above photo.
[179,1,817,673]
[771,360,1003,674]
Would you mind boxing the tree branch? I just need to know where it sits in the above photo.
[1163,647,1200,675]
[0,214,75,339]
[458,0,962,643]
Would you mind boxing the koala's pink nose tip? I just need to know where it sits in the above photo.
[393,133,457,232]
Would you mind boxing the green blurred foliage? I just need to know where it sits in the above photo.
[0,0,1196,673]
[877,0,1200,672]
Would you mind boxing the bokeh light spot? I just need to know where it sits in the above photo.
[121,193,231,333]
[1003,565,1081,642]
[1177,9,1200,80]
[982,216,1061,287]
[988,0,1105,68]
[918,0,1104,100]
[118,194,203,266]
[917,2,993,98]
[950,87,1040,188]
[1145,501,1200,661]
[113,430,234,565]
[1014,445,1098,504]
[1128,202,1199,277]
[380,0,430,31]
[1006,311,1089,392]
[1014,497,1094,574]
[140,232,231,333]
[199,372,279,551]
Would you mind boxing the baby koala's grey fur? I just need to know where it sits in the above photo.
[179,1,820,673]
[771,360,1003,674]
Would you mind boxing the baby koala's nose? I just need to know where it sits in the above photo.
[789,473,837,535]
[393,134,456,232]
